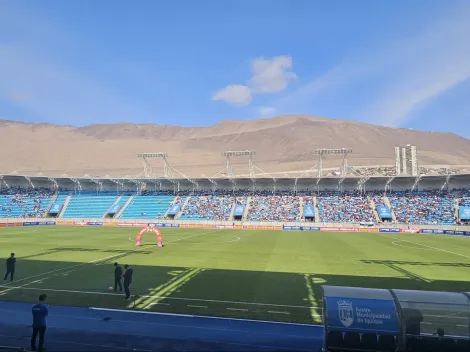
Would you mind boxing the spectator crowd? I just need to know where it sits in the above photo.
[247,196,301,222]
[180,196,234,221]
[0,187,54,218]
[388,191,455,225]
[1,185,470,224]
[317,191,375,223]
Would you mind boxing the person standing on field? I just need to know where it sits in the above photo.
[4,252,16,282]
[113,262,123,292]
[31,294,48,352]
[122,264,133,300]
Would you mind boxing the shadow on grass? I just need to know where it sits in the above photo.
[1,257,470,324]
[20,247,154,260]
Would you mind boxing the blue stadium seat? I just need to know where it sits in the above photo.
[62,192,119,218]
[119,196,175,219]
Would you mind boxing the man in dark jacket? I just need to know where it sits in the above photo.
[122,264,133,300]
[4,253,16,282]
[113,262,123,292]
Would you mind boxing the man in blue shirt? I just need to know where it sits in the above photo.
[31,294,48,352]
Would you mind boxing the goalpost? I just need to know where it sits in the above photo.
[136,226,163,247]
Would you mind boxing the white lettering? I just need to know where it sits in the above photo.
[354,306,392,325]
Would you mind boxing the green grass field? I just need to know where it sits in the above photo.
[1,226,470,325]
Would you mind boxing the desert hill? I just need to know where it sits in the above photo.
[1,115,470,178]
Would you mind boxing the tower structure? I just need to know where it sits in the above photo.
[395,145,418,176]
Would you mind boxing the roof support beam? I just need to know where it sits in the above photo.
[357,176,370,192]
[0,175,9,189]
[90,178,104,192]
[24,176,35,189]
[385,176,395,193]
[441,174,451,191]
[411,175,423,192]
[48,177,59,190]
[70,178,82,192]
[207,178,217,191]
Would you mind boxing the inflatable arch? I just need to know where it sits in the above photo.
[136,226,163,247]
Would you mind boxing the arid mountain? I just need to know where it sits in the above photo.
[1,115,470,178]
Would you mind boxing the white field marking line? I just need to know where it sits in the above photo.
[0,333,152,352]
[187,304,208,308]
[162,229,227,245]
[146,302,170,306]
[127,234,240,245]
[392,237,470,260]
[0,229,37,235]
[127,229,228,245]
[1,252,128,287]
[268,311,291,315]
[0,285,320,309]
[391,241,434,251]
[144,301,170,309]
[91,307,323,328]
[227,308,248,311]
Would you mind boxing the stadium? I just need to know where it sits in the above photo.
[2,1,470,351]
[1,147,470,352]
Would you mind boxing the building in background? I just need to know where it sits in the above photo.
[395,144,418,176]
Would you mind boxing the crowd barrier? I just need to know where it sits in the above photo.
[1,219,470,236]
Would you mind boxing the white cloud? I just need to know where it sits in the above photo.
[213,55,296,106]
[211,84,252,106]
[258,106,277,116]
[248,56,297,93]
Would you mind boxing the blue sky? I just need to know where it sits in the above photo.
[0,0,469,137]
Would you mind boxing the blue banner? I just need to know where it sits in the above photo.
[379,228,400,233]
[443,230,469,236]
[421,229,445,234]
[283,225,302,231]
[233,204,245,217]
[167,204,181,216]
[148,223,180,228]
[459,206,470,220]
[108,204,121,215]
[377,206,392,219]
[326,296,399,334]
[23,221,56,226]
[283,225,321,231]
[304,205,315,217]
[302,226,321,231]
[87,222,103,226]
[48,202,63,214]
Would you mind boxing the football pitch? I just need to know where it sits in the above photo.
[1,226,470,325]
